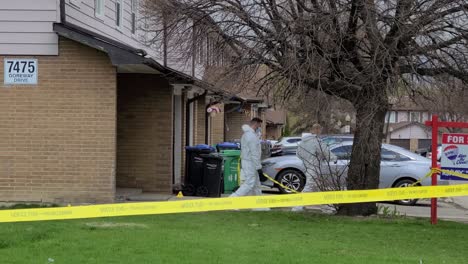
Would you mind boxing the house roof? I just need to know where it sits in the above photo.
[202,65,269,103]
[53,22,234,98]
[391,96,427,111]
[384,122,430,135]
[266,109,286,125]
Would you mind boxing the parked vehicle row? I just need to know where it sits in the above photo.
[415,144,442,161]
[261,142,449,205]
[270,134,354,156]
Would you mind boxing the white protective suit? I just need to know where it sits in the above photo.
[230,124,262,197]
[293,134,337,212]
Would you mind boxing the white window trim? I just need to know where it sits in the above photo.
[115,0,123,29]
[95,0,105,19]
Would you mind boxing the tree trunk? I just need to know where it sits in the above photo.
[338,93,388,216]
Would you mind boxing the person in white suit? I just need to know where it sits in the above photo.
[293,124,337,212]
[230,118,264,197]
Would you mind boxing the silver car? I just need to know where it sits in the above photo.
[261,142,449,205]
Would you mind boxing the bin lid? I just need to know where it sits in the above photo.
[185,144,215,152]
[220,149,241,157]
[217,142,239,148]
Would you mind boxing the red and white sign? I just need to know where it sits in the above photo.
[441,133,468,181]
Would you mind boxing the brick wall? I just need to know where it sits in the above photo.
[116,74,173,193]
[209,104,224,144]
[266,125,283,140]
[194,96,206,145]
[0,38,116,203]
[225,104,252,141]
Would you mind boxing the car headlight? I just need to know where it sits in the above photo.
[261,161,275,167]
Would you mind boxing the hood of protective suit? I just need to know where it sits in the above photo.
[242,124,254,133]
[297,134,336,169]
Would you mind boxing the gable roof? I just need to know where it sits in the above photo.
[384,122,430,135]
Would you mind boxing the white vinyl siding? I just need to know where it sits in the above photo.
[64,0,158,58]
[69,0,81,7]
[0,0,58,55]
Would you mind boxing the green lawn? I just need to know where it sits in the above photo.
[0,211,467,264]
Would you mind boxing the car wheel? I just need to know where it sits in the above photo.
[394,179,418,206]
[276,170,305,194]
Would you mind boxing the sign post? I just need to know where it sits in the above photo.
[425,115,468,225]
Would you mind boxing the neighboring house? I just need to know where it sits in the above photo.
[265,109,286,140]
[224,98,268,141]
[385,97,431,125]
[384,122,432,151]
[382,97,468,151]
[0,0,230,203]
[384,98,432,151]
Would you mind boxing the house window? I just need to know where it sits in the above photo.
[410,112,421,122]
[421,112,429,122]
[116,0,123,28]
[385,111,396,123]
[95,0,104,18]
[131,0,137,34]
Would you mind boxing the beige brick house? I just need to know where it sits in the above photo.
[0,0,229,203]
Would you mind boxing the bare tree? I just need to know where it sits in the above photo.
[286,91,355,134]
[142,0,468,215]
[415,77,468,132]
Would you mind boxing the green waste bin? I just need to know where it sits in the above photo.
[220,150,241,194]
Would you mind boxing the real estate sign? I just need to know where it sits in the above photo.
[441,133,468,181]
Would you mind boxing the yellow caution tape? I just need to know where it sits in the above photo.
[235,157,298,193]
[262,173,299,194]
[1,184,468,223]
[410,169,435,187]
[438,168,468,180]
[410,168,468,187]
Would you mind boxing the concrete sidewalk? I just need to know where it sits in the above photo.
[448,180,468,210]
[116,187,468,223]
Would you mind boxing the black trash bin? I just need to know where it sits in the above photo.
[199,154,224,197]
[184,144,215,196]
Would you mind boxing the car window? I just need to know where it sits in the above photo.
[322,138,339,145]
[331,145,352,160]
[381,148,411,161]
[287,138,301,143]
